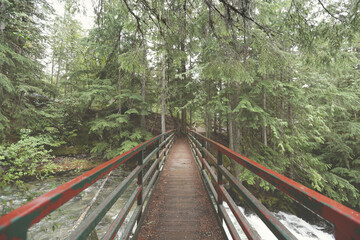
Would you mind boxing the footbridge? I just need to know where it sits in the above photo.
[0,130,359,240]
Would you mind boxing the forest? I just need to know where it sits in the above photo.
[0,0,359,212]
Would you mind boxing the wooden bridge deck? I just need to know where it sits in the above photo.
[137,138,226,240]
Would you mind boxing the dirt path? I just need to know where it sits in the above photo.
[137,138,226,240]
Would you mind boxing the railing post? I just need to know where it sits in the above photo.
[201,139,205,170]
[156,139,160,170]
[137,148,144,223]
[217,150,223,222]
[164,133,168,157]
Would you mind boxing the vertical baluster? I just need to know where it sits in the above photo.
[165,136,168,163]
[201,139,205,170]
[137,148,144,223]
[156,139,160,170]
[217,150,223,222]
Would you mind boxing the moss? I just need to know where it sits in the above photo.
[42,158,103,176]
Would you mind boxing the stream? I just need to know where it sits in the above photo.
[1,170,335,240]
[0,167,136,239]
[223,202,335,240]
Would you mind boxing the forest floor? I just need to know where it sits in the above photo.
[49,156,102,175]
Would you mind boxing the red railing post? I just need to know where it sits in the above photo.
[156,139,160,170]
[137,149,144,223]
[201,139,205,170]
[217,150,223,222]
[164,137,167,158]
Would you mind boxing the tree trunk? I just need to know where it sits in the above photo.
[189,108,192,129]
[118,70,122,114]
[228,111,235,151]
[161,52,166,134]
[205,78,211,139]
[55,59,61,87]
[218,112,222,133]
[204,106,208,136]
[213,113,216,134]
[181,108,186,133]
[50,55,55,85]
[64,63,68,97]
[218,80,222,133]
[288,73,295,178]
[230,82,241,153]
[263,85,267,146]
[227,81,234,150]
[118,32,122,114]
[141,49,147,129]
[180,0,187,134]
[289,103,294,136]
[141,75,146,129]
[281,97,285,120]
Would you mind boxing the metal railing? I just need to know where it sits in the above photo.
[187,130,360,240]
[0,130,175,240]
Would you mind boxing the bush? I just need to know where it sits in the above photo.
[0,129,57,186]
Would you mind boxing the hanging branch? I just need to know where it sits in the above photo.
[123,0,145,37]
[204,0,225,19]
[217,0,274,37]
[138,1,162,31]
[207,0,297,44]
[317,0,345,22]
[139,0,173,33]
[205,0,219,38]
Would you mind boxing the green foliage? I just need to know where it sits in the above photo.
[118,49,146,74]
[182,0,360,210]
[0,130,57,187]
[1,0,359,213]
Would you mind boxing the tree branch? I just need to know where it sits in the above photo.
[217,0,274,37]
[317,0,345,22]
[123,0,145,37]
[140,0,172,31]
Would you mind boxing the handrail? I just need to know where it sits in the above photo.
[187,130,360,240]
[0,130,175,240]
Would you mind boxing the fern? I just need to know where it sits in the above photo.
[89,118,118,137]
[90,142,109,157]
[323,172,359,208]
[125,108,139,115]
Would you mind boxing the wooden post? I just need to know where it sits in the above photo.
[201,139,205,170]
[137,149,144,223]
[217,150,223,222]
[157,139,160,170]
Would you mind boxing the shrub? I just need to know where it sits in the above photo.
[0,129,57,186]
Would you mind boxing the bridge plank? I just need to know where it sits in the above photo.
[137,138,226,240]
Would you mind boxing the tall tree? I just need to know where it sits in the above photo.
[0,0,53,141]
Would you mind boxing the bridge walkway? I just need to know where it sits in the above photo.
[137,137,226,240]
